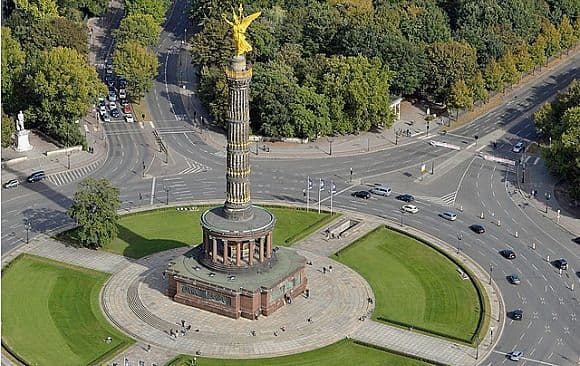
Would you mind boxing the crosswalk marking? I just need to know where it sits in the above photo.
[177,160,210,175]
[46,160,101,186]
[415,191,457,206]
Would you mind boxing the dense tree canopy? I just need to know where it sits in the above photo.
[112,41,159,100]
[67,178,121,248]
[1,27,26,113]
[125,0,171,25]
[190,0,577,138]
[114,13,162,47]
[535,80,580,200]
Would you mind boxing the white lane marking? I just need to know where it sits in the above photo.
[150,121,156,129]
[491,351,561,366]
[533,157,540,165]
[150,177,156,205]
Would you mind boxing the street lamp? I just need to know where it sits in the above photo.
[25,221,31,244]
[395,129,399,145]
[475,334,480,360]
[66,127,71,170]
[490,326,494,345]
[489,263,494,285]
[349,167,353,183]
[164,186,170,205]
[544,192,551,213]
[426,120,430,137]
[456,233,462,254]
[328,138,333,156]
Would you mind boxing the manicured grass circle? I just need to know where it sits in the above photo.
[103,205,335,258]
[333,226,482,343]
[166,339,435,366]
[1,255,133,366]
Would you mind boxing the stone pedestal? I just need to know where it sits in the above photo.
[14,130,33,152]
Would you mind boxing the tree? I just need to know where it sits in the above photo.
[13,0,58,19]
[558,15,576,49]
[468,71,488,103]
[125,0,171,25]
[541,21,561,57]
[114,14,161,47]
[499,50,519,86]
[514,45,534,74]
[1,111,15,148]
[529,34,547,66]
[25,47,106,144]
[484,59,505,92]
[67,178,121,248]
[112,41,159,100]
[1,27,26,113]
[449,79,473,118]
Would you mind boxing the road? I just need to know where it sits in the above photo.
[1,0,579,364]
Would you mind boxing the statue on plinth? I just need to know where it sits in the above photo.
[14,110,33,152]
[222,4,261,56]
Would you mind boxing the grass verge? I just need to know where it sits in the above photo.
[164,339,437,366]
[1,254,134,366]
[333,226,482,344]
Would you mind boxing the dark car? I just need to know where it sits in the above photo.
[3,179,19,189]
[110,108,120,118]
[352,191,371,199]
[396,194,415,202]
[26,171,45,183]
[554,258,568,270]
[469,224,485,234]
[500,249,516,260]
[510,309,523,320]
[507,274,521,285]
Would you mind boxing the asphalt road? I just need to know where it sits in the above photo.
[1,0,579,364]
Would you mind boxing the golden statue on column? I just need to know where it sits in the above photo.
[223,4,261,56]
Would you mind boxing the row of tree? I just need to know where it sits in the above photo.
[110,0,171,100]
[534,80,580,201]
[189,0,580,139]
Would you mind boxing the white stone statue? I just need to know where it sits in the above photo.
[16,110,25,131]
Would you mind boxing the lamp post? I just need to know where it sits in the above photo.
[489,263,494,285]
[349,167,353,183]
[544,192,551,213]
[66,127,71,170]
[164,186,170,205]
[328,138,333,156]
[475,334,480,360]
[395,129,399,145]
[490,326,494,345]
[456,233,462,254]
[25,221,31,244]
[426,120,430,137]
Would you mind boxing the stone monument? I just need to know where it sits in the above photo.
[14,110,33,152]
[166,4,307,320]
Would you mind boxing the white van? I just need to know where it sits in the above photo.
[441,211,457,221]
[370,185,392,197]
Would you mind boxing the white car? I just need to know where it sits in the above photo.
[99,105,107,115]
[509,351,523,361]
[401,204,419,214]
[103,113,111,123]
[125,114,134,123]
[512,141,525,153]
[109,101,116,110]
[119,89,126,100]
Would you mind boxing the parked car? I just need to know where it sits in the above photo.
[554,258,568,270]
[509,351,523,361]
[26,171,46,183]
[122,103,132,114]
[510,309,523,320]
[125,114,134,123]
[507,274,521,285]
[441,211,458,221]
[99,105,107,115]
[110,108,120,118]
[103,113,111,123]
[352,191,371,199]
[469,224,485,234]
[3,179,19,189]
[108,90,117,102]
[108,101,116,110]
[396,194,415,202]
[98,97,106,107]
[401,204,419,214]
[118,89,127,100]
[512,141,525,153]
[370,185,391,196]
[500,249,516,260]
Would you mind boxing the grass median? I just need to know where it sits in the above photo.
[101,205,335,258]
[333,226,482,343]
[165,339,436,366]
[1,254,133,366]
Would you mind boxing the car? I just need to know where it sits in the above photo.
[118,78,127,89]
[401,204,419,214]
[104,75,115,87]
[507,274,521,285]
[110,108,120,118]
[98,97,106,107]
[554,258,568,270]
[352,191,371,199]
[396,194,415,202]
[509,351,523,361]
[3,179,19,189]
[122,104,132,114]
[510,309,523,320]
[125,114,134,123]
[370,185,391,196]
[500,249,516,260]
[469,224,485,234]
[441,211,458,221]
[99,105,107,115]
[118,89,127,100]
[108,101,116,110]
[103,113,111,123]
[512,141,525,153]
[108,91,117,102]
[26,171,45,183]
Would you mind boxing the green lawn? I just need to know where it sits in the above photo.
[165,339,434,366]
[102,205,335,258]
[1,255,133,366]
[333,226,482,343]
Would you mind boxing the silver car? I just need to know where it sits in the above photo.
[370,185,392,196]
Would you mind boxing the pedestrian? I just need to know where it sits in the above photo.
[186,325,191,330]
[323,266,327,274]
[274,331,278,337]
[305,289,310,298]
[307,317,312,323]
[147,344,151,352]
[181,320,185,327]
[281,325,286,332]
[139,192,143,200]
[328,265,333,273]
[162,271,166,279]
